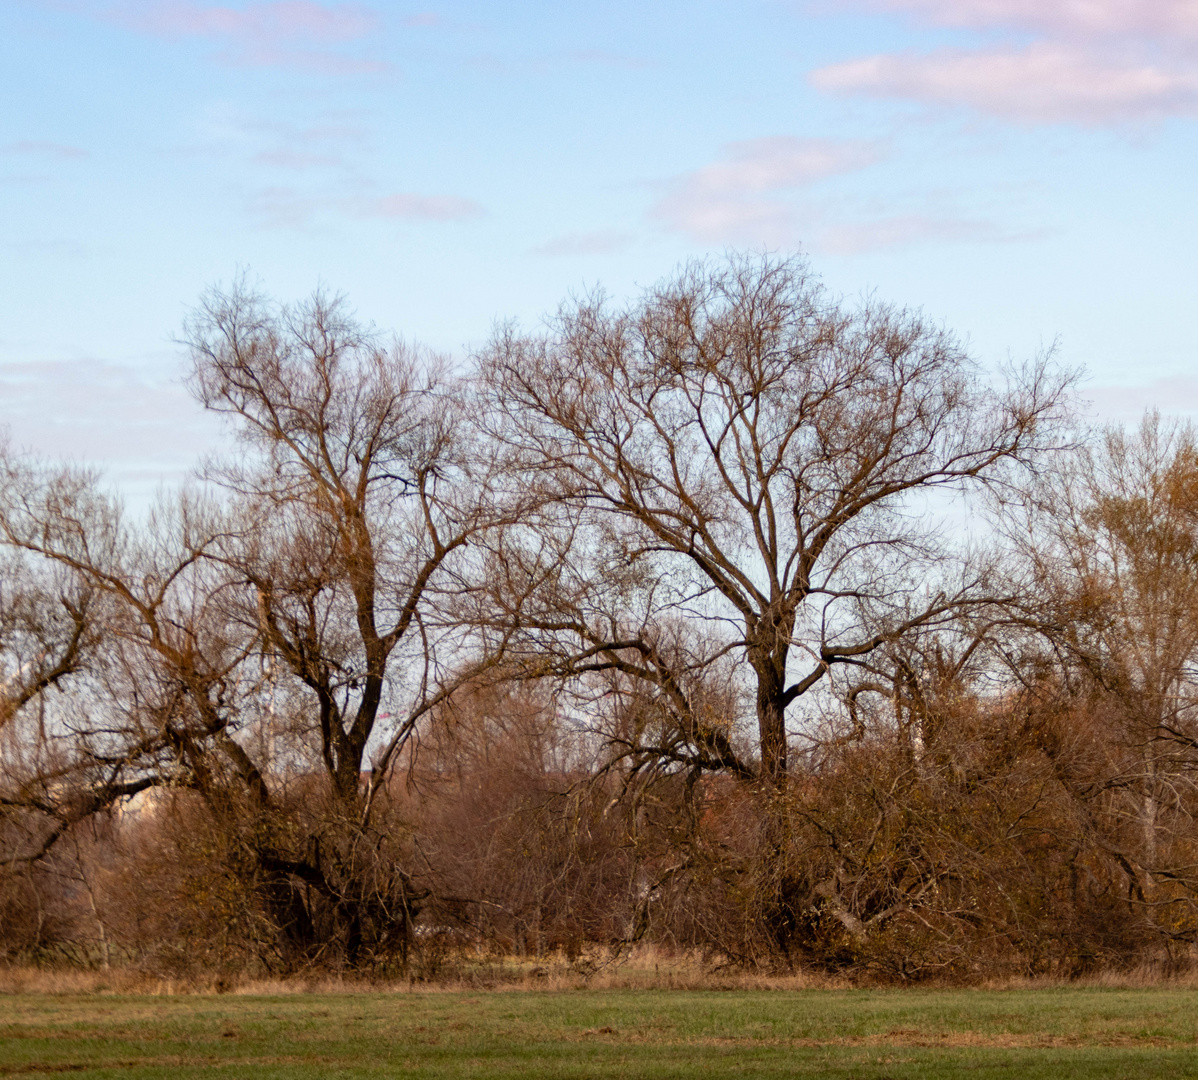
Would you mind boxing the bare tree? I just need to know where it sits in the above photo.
[8,257,1136,978]
[1008,414,1198,923]
[479,254,1071,791]
[180,282,518,965]
[0,451,262,969]
[0,460,196,869]
[0,283,518,969]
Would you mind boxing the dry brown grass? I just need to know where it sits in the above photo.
[0,948,846,997]
[5,945,1198,996]
[973,960,1198,992]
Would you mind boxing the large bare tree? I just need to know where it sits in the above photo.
[479,254,1071,789]
[180,282,517,963]
[0,285,515,969]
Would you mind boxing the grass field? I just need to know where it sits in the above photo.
[4,985,1198,1078]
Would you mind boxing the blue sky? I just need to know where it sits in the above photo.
[3,0,1197,498]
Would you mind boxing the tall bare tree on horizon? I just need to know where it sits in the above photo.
[0,285,521,968]
[478,254,1073,791]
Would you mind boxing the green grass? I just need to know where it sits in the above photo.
[3,987,1198,1078]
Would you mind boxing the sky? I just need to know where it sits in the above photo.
[2,0,1197,501]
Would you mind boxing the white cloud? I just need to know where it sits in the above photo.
[70,1,389,73]
[651,135,1016,251]
[680,136,883,195]
[811,1,1198,126]
[102,0,378,41]
[652,136,885,245]
[812,43,1198,125]
[854,0,1198,42]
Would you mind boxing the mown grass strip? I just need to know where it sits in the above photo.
[3,988,1198,1078]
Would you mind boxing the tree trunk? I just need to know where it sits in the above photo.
[750,651,800,960]
[754,659,789,788]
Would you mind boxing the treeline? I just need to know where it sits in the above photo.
[2,255,1196,982]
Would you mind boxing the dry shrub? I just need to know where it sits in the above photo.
[0,860,75,964]
[405,680,635,960]
[10,665,1198,985]
[735,686,1184,981]
[95,778,427,978]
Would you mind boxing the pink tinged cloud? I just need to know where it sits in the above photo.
[652,136,884,244]
[89,1,388,73]
[658,196,800,245]
[110,1,378,41]
[681,136,883,195]
[849,0,1198,42]
[810,43,1198,125]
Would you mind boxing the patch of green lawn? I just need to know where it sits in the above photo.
[3,987,1198,1078]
